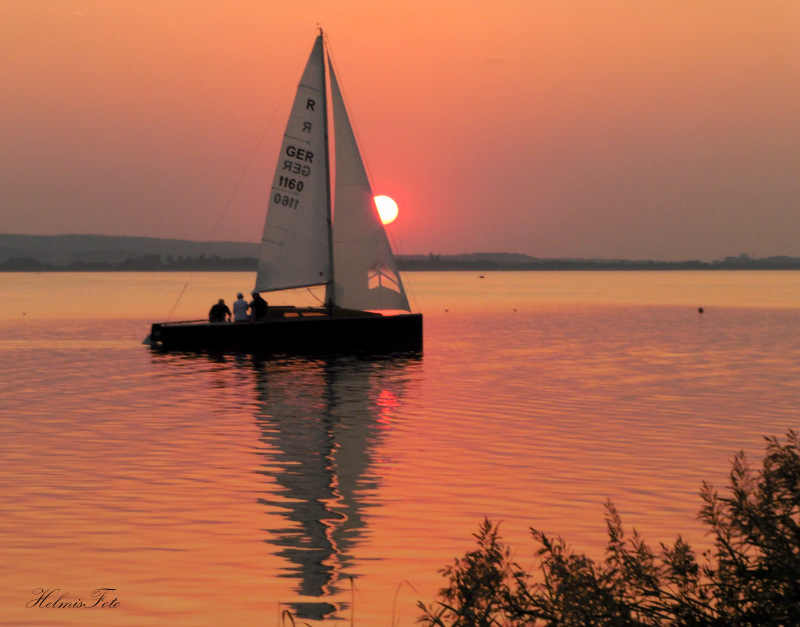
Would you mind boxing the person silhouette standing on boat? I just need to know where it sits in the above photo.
[208,299,232,322]
[233,293,249,322]
[249,291,268,320]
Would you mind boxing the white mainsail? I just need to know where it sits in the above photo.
[326,63,411,312]
[254,36,330,293]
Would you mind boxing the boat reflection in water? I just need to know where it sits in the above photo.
[248,353,419,620]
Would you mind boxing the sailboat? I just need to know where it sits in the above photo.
[149,32,422,354]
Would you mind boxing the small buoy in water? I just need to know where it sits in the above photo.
[698,307,704,314]
[479,275,485,279]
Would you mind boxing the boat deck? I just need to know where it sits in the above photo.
[149,307,422,355]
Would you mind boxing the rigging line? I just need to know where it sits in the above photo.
[387,232,422,313]
[165,281,191,322]
[324,34,393,219]
[160,145,261,321]
[324,36,376,188]
[164,44,312,321]
[326,37,420,313]
[163,113,274,321]
[325,34,394,233]
[205,38,315,247]
[305,287,325,306]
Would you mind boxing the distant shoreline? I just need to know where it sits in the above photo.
[399,257,800,272]
[1,234,799,272]
[2,256,800,272]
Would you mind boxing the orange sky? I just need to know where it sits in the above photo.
[1,1,798,261]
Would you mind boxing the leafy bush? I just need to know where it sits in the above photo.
[418,431,800,626]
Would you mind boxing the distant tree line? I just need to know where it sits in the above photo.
[2,252,800,272]
[398,255,800,272]
[0,255,258,272]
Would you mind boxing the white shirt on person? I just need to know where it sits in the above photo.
[233,298,249,322]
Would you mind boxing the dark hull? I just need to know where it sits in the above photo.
[149,308,423,355]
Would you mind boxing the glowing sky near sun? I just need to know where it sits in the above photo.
[1,1,798,261]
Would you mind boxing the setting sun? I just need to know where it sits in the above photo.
[374,195,398,225]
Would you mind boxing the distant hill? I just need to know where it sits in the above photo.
[2,234,800,271]
[0,234,258,266]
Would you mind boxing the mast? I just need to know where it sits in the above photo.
[321,31,336,313]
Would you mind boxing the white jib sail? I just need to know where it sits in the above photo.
[254,36,330,294]
[327,62,411,312]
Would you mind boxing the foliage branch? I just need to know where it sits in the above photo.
[418,431,800,626]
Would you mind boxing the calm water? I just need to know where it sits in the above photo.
[1,271,799,626]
